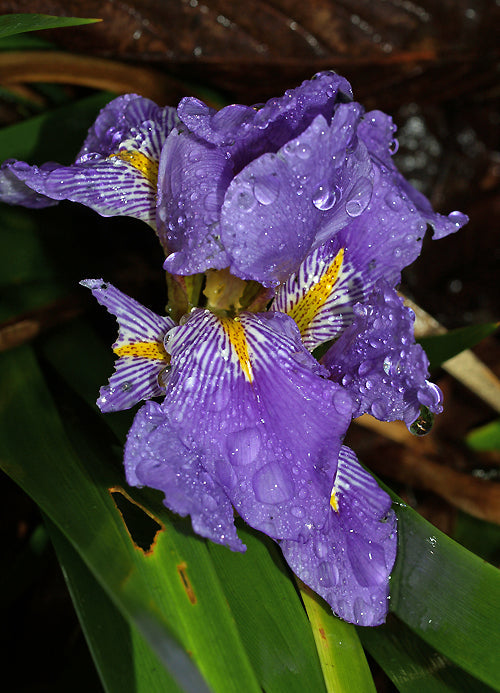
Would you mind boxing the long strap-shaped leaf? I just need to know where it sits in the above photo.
[0,344,261,693]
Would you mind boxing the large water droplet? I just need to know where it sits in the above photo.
[226,428,261,465]
[236,188,256,211]
[345,176,372,218]
[215,458,237,489]
[312,183,337,211]
[253,462,294,504]
[409,405,434,436]
[253,173,280,205]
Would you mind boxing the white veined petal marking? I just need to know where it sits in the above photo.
[108,149,159,189]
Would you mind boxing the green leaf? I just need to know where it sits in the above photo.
[0,92,113,163]
[46,516,184,693]
[208,522,329,693]
[466,419,500,452]
[0,344,261,693]
[417,323,499,370]
[361,615,497,693]
[390,498,500,690]
[0,14,100,39]
[300,584,376,693]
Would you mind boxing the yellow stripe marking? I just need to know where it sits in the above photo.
[221,317,253,382]
[288,248,344,336]
[113,341,169,361]
[109,149,159,188]
[330,489,339,512]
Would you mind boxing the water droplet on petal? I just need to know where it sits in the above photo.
[253,462,294,503]
[346,176,372,217]
[253,173,280,205]
[312,183,337,211]
[215,458,237,488]
[237,189,256,211]
[296,143,311,160]
[409,405,434,436]
[226,428,261,465]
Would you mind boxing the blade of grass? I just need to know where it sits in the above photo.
[0,14,100,39]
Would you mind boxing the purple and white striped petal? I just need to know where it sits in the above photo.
[0,95,178,227]
[125,401,244,551]
[125,307,354,544]
[81,279,174,412]
[272,238,365,351]
[280,446,397,626]
[323,283,442,426]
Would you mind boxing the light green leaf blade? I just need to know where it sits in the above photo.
[417,323,498,370]
[46,516,183,693]
[300,584,376,693]
[0,14,100,38]
[466,419,500,451]
[208,522,329,693]
[390,497,500,690]
[0,344,261,693]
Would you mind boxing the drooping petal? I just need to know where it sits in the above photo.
[358,110,468,240]
[125,307,354,544]
[0,95,178,226]
[220,106,373,286]
[81,279,174,412]
[280,446,397,626]
[124,400,244,551]
[158,126,232,273]
[322,283,442,426]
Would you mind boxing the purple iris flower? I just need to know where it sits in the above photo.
[1,72,468,626]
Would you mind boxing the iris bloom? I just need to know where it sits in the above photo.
[0,72,468,626]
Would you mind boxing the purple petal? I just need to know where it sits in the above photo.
[178,71,353,161]
[0,95,178,227]
[220,106,373,285]
[322,283,442,426]
[81,279,174,412]
[280,446,397,626]
[125,401,244,551]
[272,238,365,351]
[159,127,231,273]
[125,307,353,544]
[358,110,468,241]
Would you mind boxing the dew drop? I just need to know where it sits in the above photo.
[345,176,372,218]
[236,189,256,211]
[253,462,294,504]
[312,183,337,211]
[253,173,280,205]
[409,405,434,436]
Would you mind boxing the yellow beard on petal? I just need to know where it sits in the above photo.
[330,488,339,512]
[220,317,254,383]
[288,248,344,337]
[113,341,169,361]
[110,149,159,188]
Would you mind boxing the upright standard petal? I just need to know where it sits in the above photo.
[0,95,178,227]
[281,446,397,626]
[158,126,232,273]
[81,279,174,412]
[322,283,442,426]
[220,106,373,286]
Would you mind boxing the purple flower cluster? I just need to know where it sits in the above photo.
[0,72,468,626]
